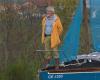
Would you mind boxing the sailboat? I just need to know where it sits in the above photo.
[39,0,100,80]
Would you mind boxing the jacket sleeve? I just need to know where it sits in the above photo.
[57,17,63,36]
[41,18,45,44]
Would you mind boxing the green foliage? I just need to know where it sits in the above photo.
[0,58,34,80]
[7,60,33,80]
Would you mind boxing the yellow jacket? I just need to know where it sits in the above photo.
[42,15,63,48]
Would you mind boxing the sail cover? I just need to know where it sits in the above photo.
[90,0,100,52]
[59,0,83,63]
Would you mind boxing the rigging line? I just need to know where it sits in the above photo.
[35,50,64,52]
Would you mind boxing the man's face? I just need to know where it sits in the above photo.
[46,11,54,17]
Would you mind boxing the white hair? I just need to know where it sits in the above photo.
[46,6,55,13]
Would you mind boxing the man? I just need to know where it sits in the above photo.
[41,6,63,69]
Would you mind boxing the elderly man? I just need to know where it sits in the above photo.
[42,6,63,69]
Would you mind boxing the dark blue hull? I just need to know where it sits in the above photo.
[39,71,100,80]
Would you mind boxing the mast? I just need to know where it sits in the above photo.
[82,0,91,54]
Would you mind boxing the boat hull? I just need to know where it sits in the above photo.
[39,71,100,80]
